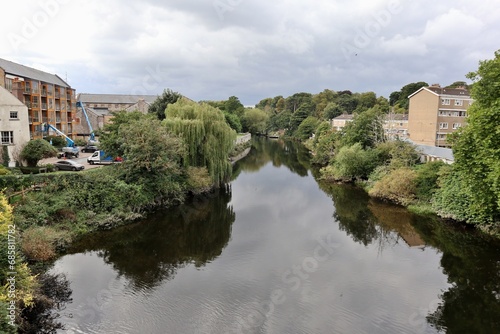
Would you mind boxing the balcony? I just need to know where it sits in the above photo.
[55,105,61,111]
[29,117,40,124]
[23,88,31,94]
[66,94,72,100]
[56,117,61,123]
[32,103,39,109]
[42,117,48,123]
[41,103,48,110]
[25,101,32,109]
[55,92,60,99]
[41,90,47,96]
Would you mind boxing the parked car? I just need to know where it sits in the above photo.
[82,145,98,153]
[54,160,85,171]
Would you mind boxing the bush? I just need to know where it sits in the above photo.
[369,167,417,206]
[20,139,57,167]
[21,227,70,261]
[43,136,66,148]
[414,161,447,201]
[74,138,87,147]
[323,143,377,181]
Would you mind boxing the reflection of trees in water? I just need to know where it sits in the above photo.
[233,138,310,177]
[68,189,235,290]
[411,220,500,333]
[318,180,500,333]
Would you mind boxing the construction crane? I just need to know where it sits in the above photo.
[76,101,96,143]
[42,123,80,158]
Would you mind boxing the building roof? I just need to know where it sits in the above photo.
[408,86,471,99]
[407,140,454,162]
[0,58,70,87]
[77,93,158,104]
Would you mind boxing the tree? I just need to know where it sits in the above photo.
[225,96,245,118]
[97,111,145,158]
[148,89,182,120]
[242,108,269,134]
[223,111,242,133]
[20,139,57,167]
[163,99,236,186]
[435,50,500,228]
[390,82,428,110]
[340,108,385,149]
[294,116,319,140]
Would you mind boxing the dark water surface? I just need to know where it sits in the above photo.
[52,139,500,334]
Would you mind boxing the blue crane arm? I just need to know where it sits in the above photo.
[42,123,75,147]
[76,101,95,141]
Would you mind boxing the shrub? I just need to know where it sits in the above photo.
[369,167,417,206]
[21,227,70,261]
[74,138,87,147]
[324,143,377,181]
[414,161,447,201]
[20,139,57,167]
[186,166,213,194]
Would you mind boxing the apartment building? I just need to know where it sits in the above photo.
[0,58,77,140]
[384,113,408,140]
[408,85,472,147]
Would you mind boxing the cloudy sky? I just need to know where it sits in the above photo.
[1,0,498,105]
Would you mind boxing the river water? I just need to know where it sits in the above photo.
[50,138,500,334]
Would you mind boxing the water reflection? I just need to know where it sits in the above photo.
[67,189,235,290]
[232,138,311,178]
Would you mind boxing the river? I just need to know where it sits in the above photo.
[49,138,500,334]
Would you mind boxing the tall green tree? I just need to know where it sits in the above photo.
[163,99,236,186]
[435,50,500,228]
[148,89,182,120]
[242,108,269,134]
[340,108,385,149]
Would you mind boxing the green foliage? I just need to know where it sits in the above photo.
[389,81,428,109]
[321,143,376,181]
[294,116,319,140]
[163,99,236,186]
[223,111,242,132]
[242,108,269,134]
[414,161,447,201]
[21,226,71,261]
[369,167,417,206]
[73,138,87,146]
[340,108,385,149]
[43,136,66,148]
[20,139,57,167]
[97,111,145,158]
[310,129,339,165]
[374,140,420,168]
[225,96,245,118]
[434,50,500,227]
[148,88,182,120]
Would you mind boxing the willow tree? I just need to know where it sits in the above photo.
[163,98,236,186]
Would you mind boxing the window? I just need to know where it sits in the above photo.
[441,98,450,105]
[455,99,463,106]
[453,123,461,129]
[439,122,448,129]
[9,111,18,119]
[437,134,446,140]
[5,78,13,92]
[1,131,14,145]
[459,111,467,117]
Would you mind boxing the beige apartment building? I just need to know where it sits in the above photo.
[408,85,472,147]
[0,58,77,140]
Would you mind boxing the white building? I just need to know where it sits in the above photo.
[0,86,30,166]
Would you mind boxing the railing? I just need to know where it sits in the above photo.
[55,105,61,111]
[30,117,40,123]
[25,101,32,108]
[41,90,47,96]
[24,88,31,94]
[66,94,72,100]
[41,103,48,110]
[56,117,61,122]
[42,117,48,123]
[32,103,39,109]
[55,92,60,99]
